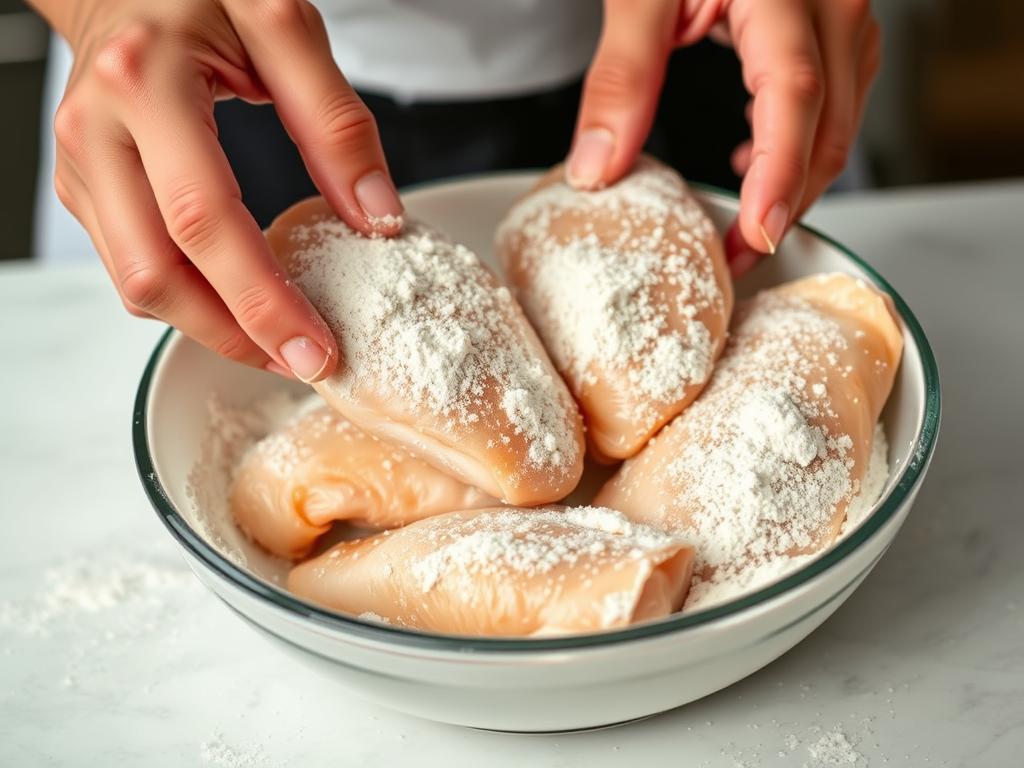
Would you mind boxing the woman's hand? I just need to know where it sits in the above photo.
[31,0,404,381]
[568,0,880,276]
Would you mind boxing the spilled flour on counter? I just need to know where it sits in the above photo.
[0,556,196,636]
[496,156,727,426]
[200,733,275,768]
[283,215,580,481]
[805,727,864,765]
[0,546,205,702]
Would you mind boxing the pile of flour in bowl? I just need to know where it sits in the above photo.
[185,392,306,584]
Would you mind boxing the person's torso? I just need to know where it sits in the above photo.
[315,0,601,101]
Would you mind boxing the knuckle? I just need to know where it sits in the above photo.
[842,0,871,22]
[119,263,171,313]
[212,330,254,362]
[786,66,824,104]
[165,182,222,254]
[780,152,809,183]
[313,91,377,151]
[233,284,277,328]
[53,99,84,153]
[752,63,823,105]
[754,148,808,189]
[53,174,76,212]
[92,24,156,95]
[122,300,151,319]
[260,0,311,29]
[819,141,850,178]
[585,52,649,105]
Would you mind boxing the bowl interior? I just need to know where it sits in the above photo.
[138,174,937,644]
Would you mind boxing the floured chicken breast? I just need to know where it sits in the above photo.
[497,156,733,460]
[265,199,585,505]
[231,402,496,559]
[289,506,694,637]
[596,273,902,602]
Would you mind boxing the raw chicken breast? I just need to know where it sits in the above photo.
[265,199,585,505]
[595,273,903,602]
[288,506,694,637]
[496,156,733,460]
[231,402,496,560]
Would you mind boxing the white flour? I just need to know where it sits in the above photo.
[240,400,411,484]
[496,157,726,425]
[598,284,893,611]
[286,216,580,478]
[842,424,890,536]
[189,383,889,617]
[185,392,307,580]
[244,394,355,478]
[410,506,681,599]
[0,557,196,636]
[672,382,855,577]
[683,423,888,610]
[200,733,273,768]
[806,727,864,765]
[186,278,895,619]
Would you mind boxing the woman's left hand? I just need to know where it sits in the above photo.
[568,0,881,276]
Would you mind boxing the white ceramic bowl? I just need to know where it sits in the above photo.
[134,174,940,732]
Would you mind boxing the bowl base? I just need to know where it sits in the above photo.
[470,712,660,735]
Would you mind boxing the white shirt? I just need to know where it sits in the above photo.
[36,2,601,263]
[321,0,601,101]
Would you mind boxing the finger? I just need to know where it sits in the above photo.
[731,140,753,176]
[793,0,871,220]
[82,135,274,368]
[855,18,882,129]
[54,151,129,302]
[567,0,680,189]
[97,34,339,382]
[730,0,825,254]
[226,0,402,235]
[723,221,761,278]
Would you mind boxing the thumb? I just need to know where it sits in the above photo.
[567,0,680,189]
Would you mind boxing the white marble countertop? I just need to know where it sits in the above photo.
[2,180,1023,767]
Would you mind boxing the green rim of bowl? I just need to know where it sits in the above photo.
[133,179,941,654]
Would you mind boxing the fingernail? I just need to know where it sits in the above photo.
[729,248,760,277]
[760,202,790,254]
[354,171,404,229]
[567,128,615,189]
[280,336,331,383]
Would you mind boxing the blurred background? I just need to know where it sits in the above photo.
[1,0,1021,262]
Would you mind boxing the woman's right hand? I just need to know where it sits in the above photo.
[31,0,404,382]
